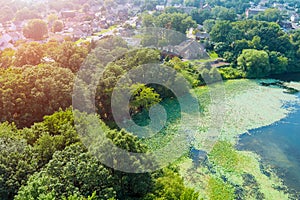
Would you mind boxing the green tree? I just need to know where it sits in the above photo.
[14,42,44,67]
[237,49,270,78]
[152,12,197,33]
[191,9,212,24]
[15,7,40,22]
[145,168,199,200]
[51,41,88,72]
[203,19,216,33]
[23,19,48,40]
[0,6,14,23]
[212,6,237,21]
[210,21,233,44]
[269,51,288,74]
[52,20,64,32]
[254,8,282,22]
[0,64,74,128]
[130,83,161,114]
[0,123,37,200]
[15,143,117,200]
[0,48,15,69]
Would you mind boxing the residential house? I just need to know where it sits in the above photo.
[245,8,266,18]
[7,32,23,43]
[156,5,165,11]
[291,14,299,23]
[273,3,287,11]
[161,45,181,59]
[161,40,209,60]
[0,34,14,50]
[195,32,210,40]
[202,4,212,11]
[279,20,293,30]
[61,10,77,18]
[177,40,209,60]
[0,24,4,33]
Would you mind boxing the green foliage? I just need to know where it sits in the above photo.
[206,0,252,14]
[0,123,37,200]
[0,6,14,23]
[14,42,44,67]
[218,67,246,79]
[207,177,235,200]
[211,6,237,21]
[254,8,282,22]
[15,7,41,22]
[0,64,74,128]
[191,9,212,24]
[0,48,15,69]
[145,168,199,200]
[15,143,117,200]
[23,19,48,41]
[130,84,161,112]
[269,51,288,74]
[52,20,64,33]
[237,49,270,78]
[50,41,88,72]
[208,19,299,77]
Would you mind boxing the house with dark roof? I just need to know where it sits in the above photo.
[177,40,209,60]
[195,32,210,40]
[161,40,209,60]
[245,8,266,18]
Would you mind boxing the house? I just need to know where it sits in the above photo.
[0,24,4,33]
[161,40,209,60]
[156,5,165,11]
[291,14,299,23]
[245,8,266,18]
[177,40,209,60]
[161,45,181,59]
[279,21,293,30]
[202,4,212,11]
[273,3,286,11]
[195,32,210,40]
[7,32,23,43]
[72,28,86,40]
[0,34,14,50]
[61,10,76,18]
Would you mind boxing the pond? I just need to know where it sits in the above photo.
[237,73,300,196]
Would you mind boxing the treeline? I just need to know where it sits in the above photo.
[207,20,300,78]
[0,108,199,200]
[0,40,88,128]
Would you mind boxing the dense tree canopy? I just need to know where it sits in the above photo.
[0,64,74,128]
[23,19,48,41]
[237,49,270,78]
[52,20,64,33]
[14,42,45,67]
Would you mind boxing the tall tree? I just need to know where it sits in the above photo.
[14,42,44,67]
[23,19,48,41]
[0,64,74,128]
[237,49,270,78]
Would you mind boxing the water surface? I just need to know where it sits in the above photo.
[237,74,300,195]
